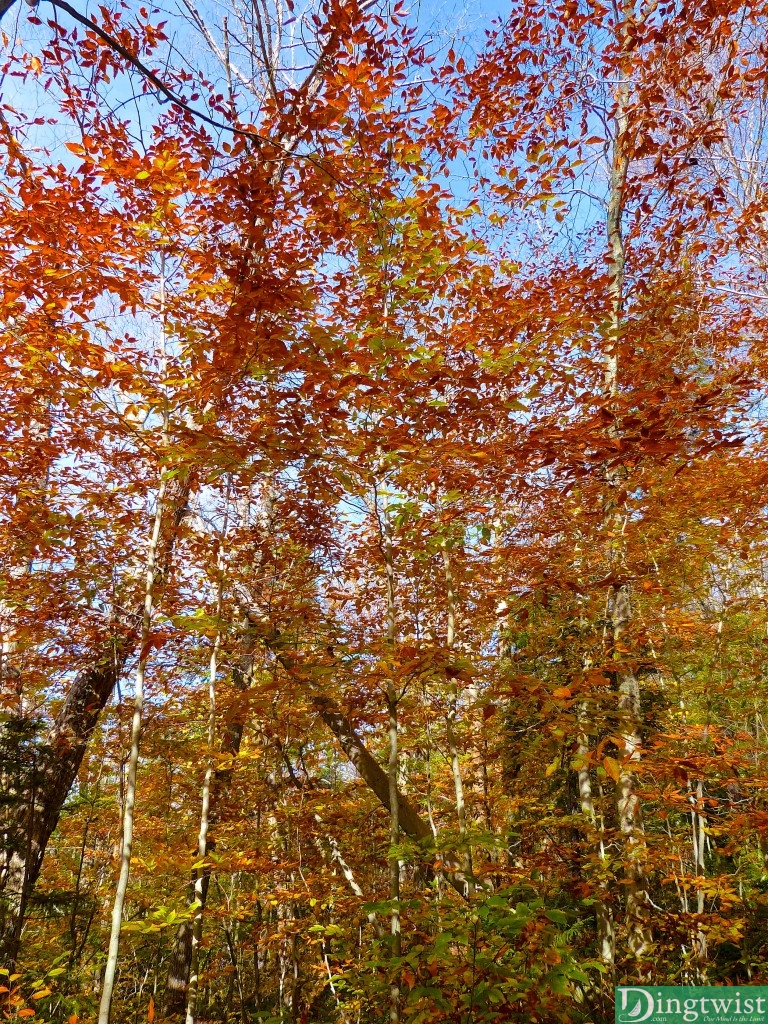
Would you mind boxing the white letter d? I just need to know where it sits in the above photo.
[618,988,655,1023]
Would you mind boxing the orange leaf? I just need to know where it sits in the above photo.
[148,995,155,1022]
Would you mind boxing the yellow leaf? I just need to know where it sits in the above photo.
[136,170,151,180]
[603,756,621,783]
[32,988,51,999]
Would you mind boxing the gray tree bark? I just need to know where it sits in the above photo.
[0,476,190,966]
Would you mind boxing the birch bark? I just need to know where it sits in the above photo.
[98,260,171,1024]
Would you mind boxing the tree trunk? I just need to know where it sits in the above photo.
[233,600,470,895]
[0,0,18,22]
[441,548,472,890]
[576,708,615,965]
[377,491,401,1024]
[160,682,247,1018]
[98,469,169,1024]
[186,540,225,1024]
[602,0,653,963]
[163,493,265,1018]
[0,635,130,965]
[0,473,190,967]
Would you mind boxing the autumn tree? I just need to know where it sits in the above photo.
[3,0,768,1022]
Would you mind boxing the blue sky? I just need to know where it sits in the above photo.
[1,0,510,166]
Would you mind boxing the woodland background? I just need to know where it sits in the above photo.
[1,0,768,1020]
